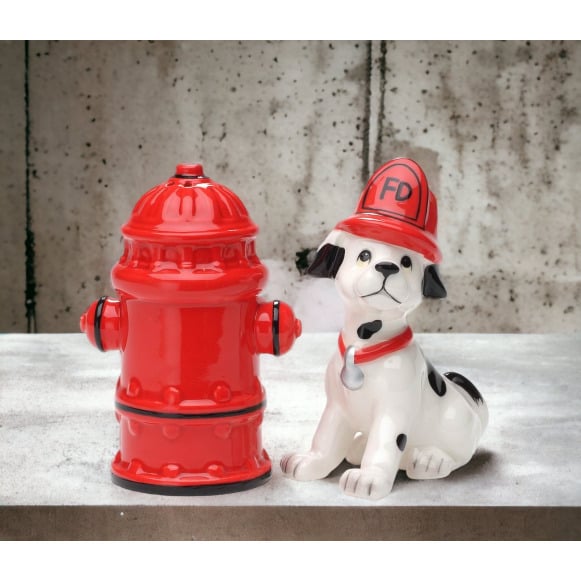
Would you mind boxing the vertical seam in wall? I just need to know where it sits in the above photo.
[24,40,37,333]
[360,40,372,187]
[373,40,387,170]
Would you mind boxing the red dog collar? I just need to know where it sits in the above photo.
[338,326,413,365]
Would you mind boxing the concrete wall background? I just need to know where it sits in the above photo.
[0,41,26,331]
[1,40,579,333]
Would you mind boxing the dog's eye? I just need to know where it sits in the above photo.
[357,250,372,264]
[401,256,412,269]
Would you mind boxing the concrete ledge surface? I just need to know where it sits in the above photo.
[1,332,580,540]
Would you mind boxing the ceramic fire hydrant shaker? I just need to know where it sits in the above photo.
[81,164,301,494]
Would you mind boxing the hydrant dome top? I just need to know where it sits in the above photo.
[122,165,259,242]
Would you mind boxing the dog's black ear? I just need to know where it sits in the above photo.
[422,265,447,298]
[307,243,345,279]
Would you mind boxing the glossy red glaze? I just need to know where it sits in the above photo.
[336,158,441,263]
[81,297,122,352]
[80,164,301,493]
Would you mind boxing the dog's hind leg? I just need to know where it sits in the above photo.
[444,371,489,432]
[405,446,456,480]
[280,403,354,481]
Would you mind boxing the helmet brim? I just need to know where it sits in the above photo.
[335,213,442,263]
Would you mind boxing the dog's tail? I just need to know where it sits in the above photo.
[444,371,489,432]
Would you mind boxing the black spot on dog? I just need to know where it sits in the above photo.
[427,360,446,397]
[357,319,382,339]
[307,243,345,279]
[444,371,484,405]
[396,433,407,451]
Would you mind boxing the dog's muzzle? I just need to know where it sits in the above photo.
[360,262,403,303]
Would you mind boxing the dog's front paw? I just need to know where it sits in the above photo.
[339,467,393,500]
[280,453,333,481]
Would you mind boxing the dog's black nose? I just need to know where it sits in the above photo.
[375,262,400,278]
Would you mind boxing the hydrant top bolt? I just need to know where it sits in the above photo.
[175,163,204,178]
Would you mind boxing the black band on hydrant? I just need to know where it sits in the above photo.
[94,296,108,352]
[272,300,280,356]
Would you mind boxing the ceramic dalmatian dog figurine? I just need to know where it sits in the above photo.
[281,158,488,500]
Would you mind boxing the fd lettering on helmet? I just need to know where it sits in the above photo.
[379,177,413,202]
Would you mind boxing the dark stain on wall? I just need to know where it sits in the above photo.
[24,40,37,333]
[373,40,388,171]
[360,40,372,186]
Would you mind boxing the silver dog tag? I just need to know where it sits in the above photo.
[341,345,365,390]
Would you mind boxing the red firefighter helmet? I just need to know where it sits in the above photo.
[335,158,442,263]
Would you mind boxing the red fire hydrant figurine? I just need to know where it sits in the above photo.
[80,163,301,494]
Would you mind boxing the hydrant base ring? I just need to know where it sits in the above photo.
[111,470,271,496]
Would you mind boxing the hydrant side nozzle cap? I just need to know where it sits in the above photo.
[175,163,204,178]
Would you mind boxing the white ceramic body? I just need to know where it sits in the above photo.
[281,230,488,500]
